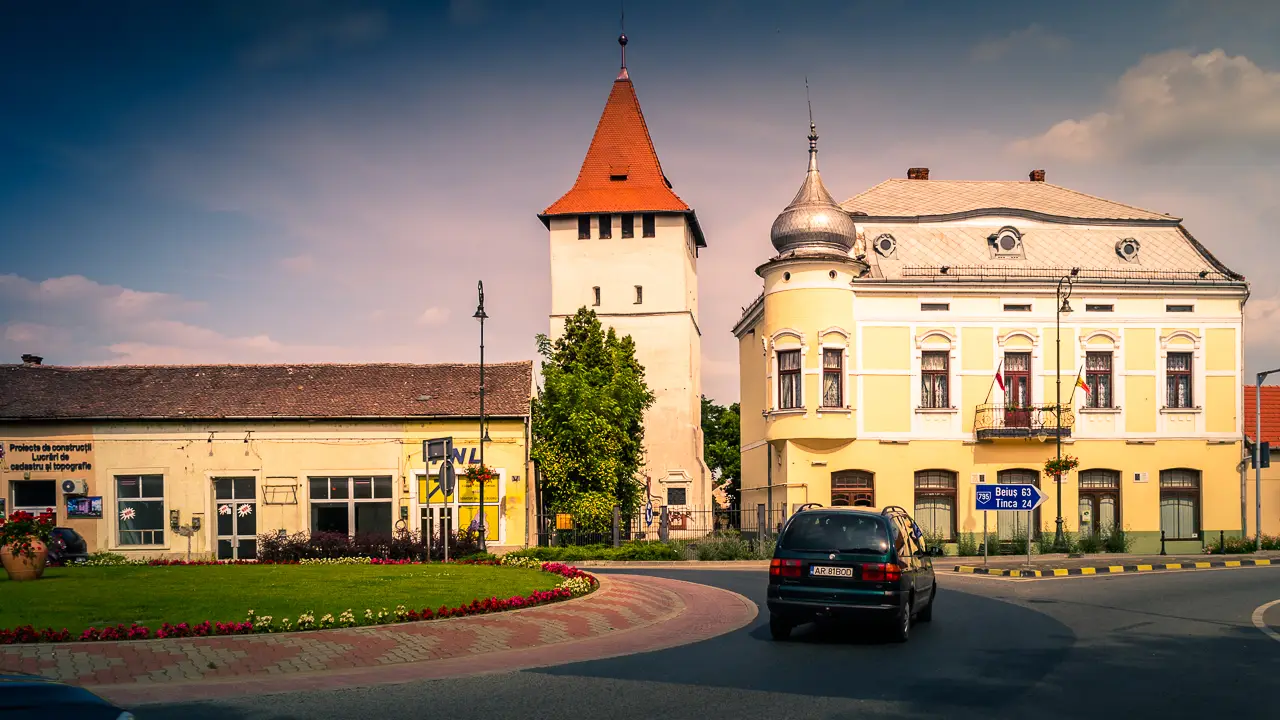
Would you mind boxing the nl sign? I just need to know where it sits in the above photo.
[974,483,1047,512]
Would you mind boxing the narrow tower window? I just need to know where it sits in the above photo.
[642,213,656,238]
[592,286,601,306]
[634,285,643,304]
[578,215,591,240]
[599,214,612,239]
[621,214,634,238]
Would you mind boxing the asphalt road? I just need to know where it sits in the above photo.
[141,566,1280,720]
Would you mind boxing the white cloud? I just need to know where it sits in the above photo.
[971,24,1069,63]
[417,307,450,326]
[240,11,388,69]
[1010,49,1280,162]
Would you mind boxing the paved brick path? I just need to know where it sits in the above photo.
[0,574,756,706]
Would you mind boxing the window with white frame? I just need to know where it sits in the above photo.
[822,348,843,407]
[1166,352,1193,408]
[921,351,950,408]
[116,474,165,546]
[778,349,802,409]
[309,476,394,537]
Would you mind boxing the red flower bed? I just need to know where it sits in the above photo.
[0,563,594,645]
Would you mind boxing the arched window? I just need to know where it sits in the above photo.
[1160,469,1200,540]
[1078,470,1120,536]
[996,469,1041,540]
[831,470,874,507]
[914,470,957,541]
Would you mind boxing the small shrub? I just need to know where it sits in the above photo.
[690,533,753,561]
[1262,534,1280,551]
[612,542,682,561]
[1004,531,1028,556]
[1034,530,1055,554]
[1075,532,1104,554]
[956,533,980,557]
[1205,534,1255,554]
[1102,524,1136,553]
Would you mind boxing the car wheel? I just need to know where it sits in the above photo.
[769,613,792,641]
[917,586,935,623]
[888,599,911,643]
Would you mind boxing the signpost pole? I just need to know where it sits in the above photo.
[1026,509,1032,567]
[424,443,431,562]
[983,511,988,566]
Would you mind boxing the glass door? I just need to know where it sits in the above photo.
[214,477,257,560]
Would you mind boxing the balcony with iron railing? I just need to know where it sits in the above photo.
[974,403,1074,440]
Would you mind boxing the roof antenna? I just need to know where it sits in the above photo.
[617,1,629,80]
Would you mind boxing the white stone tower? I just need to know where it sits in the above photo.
[539,33,711,511]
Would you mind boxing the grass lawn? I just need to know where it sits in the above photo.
[0,564,561,632]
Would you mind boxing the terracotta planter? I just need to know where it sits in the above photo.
[1,540,48,581]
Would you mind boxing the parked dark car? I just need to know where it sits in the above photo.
[766,505,937,642]
[0,672,133,719]
[47,527,89,566]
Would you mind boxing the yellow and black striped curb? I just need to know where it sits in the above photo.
[953,558,1274,578]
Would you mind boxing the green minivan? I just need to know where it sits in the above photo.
[766,505,937,642]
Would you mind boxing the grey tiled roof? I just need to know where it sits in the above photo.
[844,180,1177,222]
[0,362,533,420]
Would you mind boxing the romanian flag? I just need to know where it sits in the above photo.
[1076,376,1090,394]
[995,369,1006,392]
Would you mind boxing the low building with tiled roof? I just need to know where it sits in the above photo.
[539,34,712,512]
[734,155,1249,555]
[1244,385,1280,536]
[0,358,535,557]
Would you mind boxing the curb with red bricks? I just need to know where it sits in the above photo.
[0,573,756,706]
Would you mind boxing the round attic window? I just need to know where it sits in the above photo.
[1116,237,1141,262]
[999,234,1018,251]
[783,272,791,281]
[829,270,837,279]
[874,233,896,257]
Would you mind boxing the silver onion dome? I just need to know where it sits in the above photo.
[769,122,857,254]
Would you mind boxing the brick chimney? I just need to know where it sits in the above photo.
[20,354,43,365]
[906,167,930,180]
[1029,169,1046,182]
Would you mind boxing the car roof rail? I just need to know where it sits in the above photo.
[797,503,824,512]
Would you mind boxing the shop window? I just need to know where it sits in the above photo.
[117,474,165,546]
[214,477,257,560]
[578,215,591,239]
[778,349,802,409]
[621,214,634,238]
[10,480,56,512]
[921,351,950,408]
[913,470,957,541]
[309,476,394,537]
[831,470,874,507]
[1085,352,1113,408]
[1166,352,1193,408]
[599,214,612,239]
[1159,469,1200,540]
[1078,470,1119,536]
[642,213,656,238]
[822,348,843,407]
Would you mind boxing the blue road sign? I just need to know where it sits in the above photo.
[974,483,1046,512]
[644,502,654,527]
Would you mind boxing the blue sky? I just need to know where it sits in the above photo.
[2,0,1279,402]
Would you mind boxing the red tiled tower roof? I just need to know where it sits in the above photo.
[540,55,705,247]
[1244,385,1280,444]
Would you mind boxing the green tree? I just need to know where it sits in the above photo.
[701,396,741,507]
[533,308,655,516]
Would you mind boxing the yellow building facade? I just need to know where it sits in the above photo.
[0,360,534,558]
[734,144,1249,554]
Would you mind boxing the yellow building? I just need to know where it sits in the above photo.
[0,359,534,557]
[733,128,1249,554]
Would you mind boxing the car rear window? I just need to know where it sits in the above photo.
[780,513,890,553]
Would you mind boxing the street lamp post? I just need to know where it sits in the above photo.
[1054,274,1075,551]
[474,281,489,552]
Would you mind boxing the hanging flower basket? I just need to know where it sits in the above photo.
[0,509,55,581]
[1043,454,1080,479]
[463,464,498,486]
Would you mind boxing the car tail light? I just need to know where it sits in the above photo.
[769,558,802,578]
[861,562,903,582]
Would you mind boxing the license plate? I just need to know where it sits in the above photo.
[810,565,853,578]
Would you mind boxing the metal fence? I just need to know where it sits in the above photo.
[533,506,791,547]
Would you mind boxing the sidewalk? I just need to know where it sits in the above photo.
[951,550,1280,578]
[0,573,756,706]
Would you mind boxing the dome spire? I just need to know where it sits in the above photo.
[768,81,857,255]
[617,5,629,81]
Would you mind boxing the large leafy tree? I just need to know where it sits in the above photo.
[701,396,741,507]
[533,308,655,517]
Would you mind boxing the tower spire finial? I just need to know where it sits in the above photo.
[805,76,818,170]
[617,2,629,80]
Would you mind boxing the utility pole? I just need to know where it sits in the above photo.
[474,281,489,552]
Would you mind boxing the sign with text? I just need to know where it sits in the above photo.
[974,483,1046,512]
[2,441,94,476]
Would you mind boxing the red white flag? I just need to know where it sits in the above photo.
[995,369,1006,392]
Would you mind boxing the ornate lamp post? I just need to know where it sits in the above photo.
[473,281,489,551]
[1054,273,1076,550]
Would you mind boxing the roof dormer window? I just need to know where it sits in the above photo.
[991,226,1023,258]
